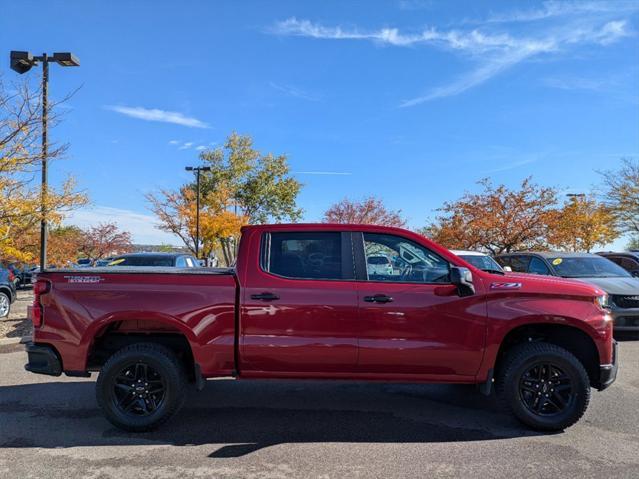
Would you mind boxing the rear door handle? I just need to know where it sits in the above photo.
[363,294,393,303]
[251,292,280,301]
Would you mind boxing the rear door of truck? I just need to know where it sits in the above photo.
[238,227,359,375]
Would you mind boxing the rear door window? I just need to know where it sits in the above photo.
[265,232,345,280]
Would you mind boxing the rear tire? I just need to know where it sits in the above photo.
[495,342,590,431]
[96,343,187,432]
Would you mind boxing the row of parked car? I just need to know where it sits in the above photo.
[452,249,639,332]
[0,263,39,318]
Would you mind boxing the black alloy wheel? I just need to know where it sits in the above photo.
[112,362,167,417]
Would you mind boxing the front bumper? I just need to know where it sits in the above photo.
[610,306,639,331]
[596,340,618,391]
[24,342,62,376]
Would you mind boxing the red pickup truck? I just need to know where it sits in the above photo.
[25,224,617,432]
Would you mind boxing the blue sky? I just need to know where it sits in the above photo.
[1,0,638,246]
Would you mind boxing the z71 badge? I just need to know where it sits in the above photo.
[63,275,105,284]
[490,282,522,290]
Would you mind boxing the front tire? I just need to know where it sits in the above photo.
[96,343,187,432]
[0,292,10,318]
[495,342,590,431]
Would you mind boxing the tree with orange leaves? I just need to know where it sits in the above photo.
[0,78,87,262]
[323,197,407,227]
[146,185,248,265]
[424,178,558,254]
[147,133,301,265]
[548,195,619,252]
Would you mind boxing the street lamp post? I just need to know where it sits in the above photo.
[10,51,80,271]
[185,166,211,260]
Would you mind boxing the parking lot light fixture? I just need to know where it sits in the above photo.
[52,52,80,67]
[8,50,80,271]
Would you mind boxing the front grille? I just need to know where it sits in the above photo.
[615,316,639,328]
[612,295,639,309]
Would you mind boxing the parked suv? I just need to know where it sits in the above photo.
[0,265,17,318]
[597,252,639,277]
[495,252,639,331]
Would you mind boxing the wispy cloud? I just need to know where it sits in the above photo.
[167,140,213,151]
[269,82,322,102]
[269,13,635,106]
[477,1,638,24]
[293,171,352,175]
[484,158,537,173]
[105,105,210,128]
[542,76,607,91]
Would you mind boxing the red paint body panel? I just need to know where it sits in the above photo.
[32,223,613,384]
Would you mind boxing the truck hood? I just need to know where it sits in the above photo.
[500,272,605,297]
[570,277,639,295]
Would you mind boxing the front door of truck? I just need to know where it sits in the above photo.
[240,230,359,374]
[354,232,486,378]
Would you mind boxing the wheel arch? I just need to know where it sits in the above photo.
[493,323,600,387]
[83,314,201,383]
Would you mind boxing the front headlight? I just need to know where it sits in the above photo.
[595,294,610,310]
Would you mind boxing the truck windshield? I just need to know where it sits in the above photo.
[550,257,631,278]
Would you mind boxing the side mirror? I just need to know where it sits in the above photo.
[450,266,475,297]
[503,266,512,272]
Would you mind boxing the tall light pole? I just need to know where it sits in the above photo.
[185,166,211,259]
[10,51,80,271]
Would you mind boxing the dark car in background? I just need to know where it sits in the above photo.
[597,251,639,277]
[0,265,17,318]
[495,252,639,332]
[107,252,200,268]
[7,263,35,289]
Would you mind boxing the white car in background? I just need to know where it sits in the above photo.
[450,250,511,274]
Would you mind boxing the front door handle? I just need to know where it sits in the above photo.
[251,292,280,301]
[363,294,393,303]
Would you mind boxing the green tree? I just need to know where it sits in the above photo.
[199,133,302,223]
[627,237,639,250]
[149,133,302,266]
[600,158,639,236]
[197,133,302,262]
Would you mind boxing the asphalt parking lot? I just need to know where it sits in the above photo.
[0,337,638,479]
